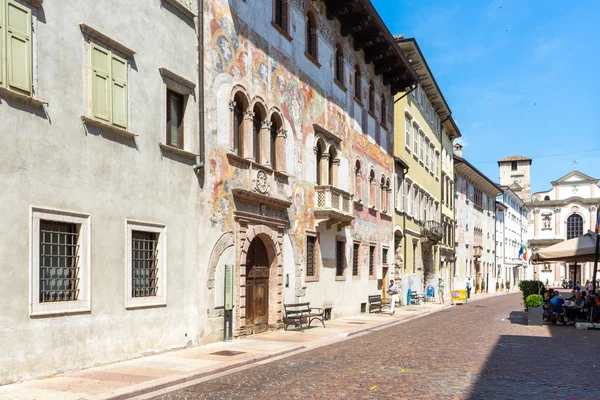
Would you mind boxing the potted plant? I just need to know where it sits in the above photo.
[501,282,505,291]
[496,282,500,292]
[525,294,543,326]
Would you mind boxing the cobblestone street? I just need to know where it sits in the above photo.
[146,293,600,400]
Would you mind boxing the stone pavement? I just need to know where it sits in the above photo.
[0,291,506,400]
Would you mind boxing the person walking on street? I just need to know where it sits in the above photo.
[387,279,400,314]
[438,278,445,304]
[466,276,472,299]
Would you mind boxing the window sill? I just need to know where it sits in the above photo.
[304,51,321,68]
[352,275,361,280]
[305,276,319,283]
[334,79,346,92]
[126,300,167,310]
[368,110,377,119]
[82,116,137,140]
[30,305,91,318]
[368,274,377,280]
[0,86,45,108]
[226,151,252,166]
[354,97,363,107]
[335,275,346,281]
[159,143,198,161]
[381,122,388,131]
[162,0,196,20]
[272,21,292,42]
[274,170,289,180]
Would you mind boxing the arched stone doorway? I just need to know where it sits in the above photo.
[245,237,270,333]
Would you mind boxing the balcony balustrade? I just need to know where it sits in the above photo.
[421,220,443,243]
[314,185,354,229]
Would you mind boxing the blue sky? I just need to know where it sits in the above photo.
[372,0,600,196]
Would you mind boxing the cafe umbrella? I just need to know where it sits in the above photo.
[531,230,599,323]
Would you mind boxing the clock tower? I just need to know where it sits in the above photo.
[498,155,532,201]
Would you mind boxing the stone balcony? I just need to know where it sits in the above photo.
[421,220,443,244]
[314,185,354,229]
[473,245,483,259]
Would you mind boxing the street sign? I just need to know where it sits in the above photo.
[225,264,233,311]
[450,289,468,304]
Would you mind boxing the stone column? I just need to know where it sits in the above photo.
[242,110,254,159]
[590,206,597,232]
[554,208,561,237]
[259,120,272,166]
[533,209,540,236]
[275,129,287,172]
[330,158,340,187]
[319,152,330,185]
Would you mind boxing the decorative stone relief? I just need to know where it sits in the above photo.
[253,169,271,195]
[318,19,334,44]
[541,212,552,230]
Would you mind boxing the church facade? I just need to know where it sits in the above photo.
[526,170,600,285]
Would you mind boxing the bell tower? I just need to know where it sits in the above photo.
[498,155,532,201]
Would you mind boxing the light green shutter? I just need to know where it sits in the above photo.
[91,43,111,122]
[0,0,4,88]
[111,53,127,129]
[6,0,31,94]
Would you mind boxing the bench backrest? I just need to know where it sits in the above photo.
[284,303,311,316]
[368,295,382,304]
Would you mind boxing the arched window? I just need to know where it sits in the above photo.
[354,65,361,101]
[252,104,265,164]
[369,80,375,112]
[369,168,376,207]
[231,92,247,156]
[567,214,583,239]
[305,12,317,59]
[381,96,387,125]
[544,196,550,201]
[385,178,391,213]
[354,159,362,202]
[315,140,325,185]
[335,44,344,83]
[380,175,386,211]
[328,146,338,186]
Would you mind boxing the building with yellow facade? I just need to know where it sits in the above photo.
[393,38,455,296]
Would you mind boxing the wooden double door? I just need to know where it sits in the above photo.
[245,238,270,334]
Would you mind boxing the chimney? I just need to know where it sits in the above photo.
[454,143,463,158]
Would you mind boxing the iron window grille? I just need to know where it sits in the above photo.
[567,214,583,240]
[353,243,360,276]
[336,241,344,276]
[306,236,316,276]
[369,246,375,275]
[382,248,388,265]
[132,230,159,297]
[39,221,80,303]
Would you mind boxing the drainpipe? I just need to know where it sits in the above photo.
[195,0,205,177]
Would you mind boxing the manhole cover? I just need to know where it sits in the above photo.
[497,343,526,348]
[348,322,367,325]
[210,350,246,356]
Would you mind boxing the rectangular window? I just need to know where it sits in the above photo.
[39,221,80,303]
[404,116,411,150]
[511,161,517,171]
[382,247,389,265]
[336,240,345,276]
[90,43,128,129]
[413,125,419,154]
[131,230,159,298]
[369,245,375,276]
[425,140,430,168]
[126,221,167,308]
[166,90,184,148]
[419,133,424,161]
[407,183,413,216]
[31,208,91,316]
[306,235,316,277]
[352,243,360,276]
[412,241,417,273]
[0,0,32,95]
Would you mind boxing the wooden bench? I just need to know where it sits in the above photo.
[368,295,390,313]
[283,303,326,331]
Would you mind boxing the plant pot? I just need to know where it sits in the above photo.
[527,306,544,326]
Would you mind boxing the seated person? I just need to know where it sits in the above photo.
[549,292,566,324]
[566,291,586,324]
[548,288,556,298]
[542,291,553,322]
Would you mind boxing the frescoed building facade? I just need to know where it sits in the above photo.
[454,145,501,293]
[526,170,600,285]
[201,0,418,338]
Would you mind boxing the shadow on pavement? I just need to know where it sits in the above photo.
[468,333,600,399]
[507,311,527,325]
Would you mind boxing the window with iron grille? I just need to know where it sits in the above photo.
[567,214,583,240]
[131,230,159,297]
[369,245,375,275]
[352,243,360,276]
[382,247,388,265]
[336,240,345,276]
[306,236,316,277]
[39,221,80,303]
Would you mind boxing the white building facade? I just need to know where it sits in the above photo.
[0,0,203,385]
[526,170,600,285]
[495,187,529,289]
[453,146,501,294]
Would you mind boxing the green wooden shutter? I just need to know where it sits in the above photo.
[91,43,111,122]
[111,53,128,129]
[6,0,31,94]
